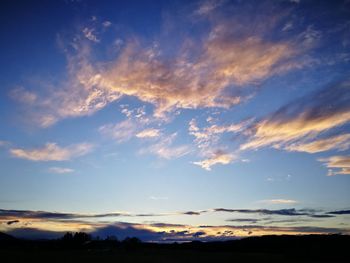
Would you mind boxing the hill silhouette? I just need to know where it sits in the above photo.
[0,232,16,241]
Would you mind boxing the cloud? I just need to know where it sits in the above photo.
[136,128,161,138]
[285,134,350,153]
[226,218,259,223]
[4,220,349,241]
[259,199,298,205]
[0,209,130,221]
[99,119,137,143]
[48,167,75,174]
[328,210,350,215]
[99,106,155,143]
[6,220,19,225]
[13,2,301,127]
[10,142,93,161]
[318,155,350,176]
[82,27,99,43]
[189,118,249,145]
[149,196,168,201]
[0,140,10,147]
[91,35,293,119]
[193,150,235,170]
[139,133,191,159]
[194,0,225,16]
[9,86,37,104]
[240,80,350,151]
[214,208,307,216]
[102,21,112,27]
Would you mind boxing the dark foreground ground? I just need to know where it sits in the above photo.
[1,234,349,262]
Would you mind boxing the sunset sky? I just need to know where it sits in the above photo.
[1,0,350,241]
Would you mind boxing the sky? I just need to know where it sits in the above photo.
[0,0,350,242]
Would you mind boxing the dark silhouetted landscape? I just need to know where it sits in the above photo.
[1,232,349,262]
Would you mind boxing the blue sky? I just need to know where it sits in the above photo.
[0,0,350,241]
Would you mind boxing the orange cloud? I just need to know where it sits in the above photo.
[318,155,350,176]
[285,134,350,153]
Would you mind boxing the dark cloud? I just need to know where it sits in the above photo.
[6,220,19,225]
[0,209,157,220]
[328,210,350,215]
[182,211,202,216]
[0,208,338,223]
[214,208,308,216]
[309,214,335,218]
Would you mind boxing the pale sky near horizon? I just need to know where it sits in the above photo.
[0,0,350,241]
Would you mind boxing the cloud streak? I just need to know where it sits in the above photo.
[241,80,350,151]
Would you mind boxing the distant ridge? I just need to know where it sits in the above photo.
[0,232,16,241]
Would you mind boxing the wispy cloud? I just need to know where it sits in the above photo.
[258,199,298,205]
[149,196,168,201]
[99,106,155,143]
[10,142,93,161]
[48,167,75,174]
[0,140,10,147]
[139,133,191,159]
[318,155,350,176]
[136,128,161,138]
[194,0,226,16]
[9,86,37,104]
[82,27,99,43]
[99,119,137,143]
[189,118,249,146]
